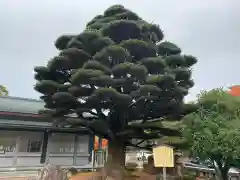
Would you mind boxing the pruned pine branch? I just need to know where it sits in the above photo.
[66,117,115,139]
[136,139,147,145]
[126,142,153,151]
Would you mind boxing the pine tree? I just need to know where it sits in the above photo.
[34,4,197,173]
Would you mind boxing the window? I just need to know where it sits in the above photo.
[50,134,75,154]
[0,145,15,153]
[77,136,88,153]
[0,137,16,153]
[27,140,42,152]
[58,143,74,153]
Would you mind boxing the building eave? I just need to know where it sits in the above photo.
[0,123,90,134]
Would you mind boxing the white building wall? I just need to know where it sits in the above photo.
[0,130,90,168]
[0,155,13,167]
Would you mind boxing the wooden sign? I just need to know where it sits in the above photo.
[152,144,174,167]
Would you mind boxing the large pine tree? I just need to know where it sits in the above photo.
[34,4,197,172]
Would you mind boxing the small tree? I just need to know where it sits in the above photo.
[34,4,197,174]
[183,89,240,180]
[0,84,8,96]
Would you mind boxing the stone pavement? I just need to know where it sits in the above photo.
[0,171,37,180]
[0,177,35,180]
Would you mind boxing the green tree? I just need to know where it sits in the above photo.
[183,89,240,180]
[34,4,197,173]
[0,85,8,96]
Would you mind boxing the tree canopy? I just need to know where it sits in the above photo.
[33,4,197,165]
[0,85,8,96]
[183,88,240,180]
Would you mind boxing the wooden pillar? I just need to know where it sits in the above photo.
[13,136,20,168]
[73,134,78,165]
[40,130,49,164]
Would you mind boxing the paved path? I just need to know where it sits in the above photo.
[0,176,36,180]
[0,153,145,180]
[0,171,37,180]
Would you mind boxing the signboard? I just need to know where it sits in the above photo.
[152,144,174,167]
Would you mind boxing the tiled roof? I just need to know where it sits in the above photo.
[0,96,94,119]
[0,96,44,114]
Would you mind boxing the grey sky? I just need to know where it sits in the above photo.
[0,0,239,101]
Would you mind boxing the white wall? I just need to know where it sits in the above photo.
[0,155,14,167]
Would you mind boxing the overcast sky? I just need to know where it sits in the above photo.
[0,0,239,101]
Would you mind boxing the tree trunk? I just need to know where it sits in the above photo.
[107,140,126,166]
[174,155,183,177]
[221,169,229,180]
[214,165,230,180]
[104,139,126,180]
